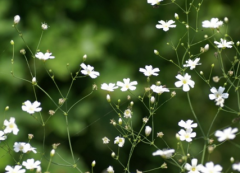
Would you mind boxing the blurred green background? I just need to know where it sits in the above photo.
[0,0,240,172]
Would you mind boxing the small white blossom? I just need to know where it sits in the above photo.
[156,20,176,31]
[117,78,138,91]
[150,84,169,94]
[4,117,19,135]
[35,52,55,60]
[183,58,201,70]
[139,65,160,76]
[0,131,7,141]
[80,63,100,79]
[101,83,118,92]
[233,163,240,172]
[107,166,114,173]
[22,100,42,114]
[178,120,197,130]
[114,136,125,147]
[209,87,229,100]
[200,162,222,173]
[14,15,20,24]
[102,137,110,144]
[202,18,223,28]
[41,23,48,30]
[215,127,238,142]
[5,165,26,173]
[124,109,132,118]
[175,73,195,92]
[214,38,233,49]
[145,126,152,136]
[185,158,203,173]
[178,128,196,142]
[147,0,163,5]
[22,159,41,170]
[152,149,175,159]
[14,142,37,153]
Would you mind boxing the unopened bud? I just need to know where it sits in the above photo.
[52,143,60,149]
[176,133,180,140]
[224,17,228,23]
[171,91,176,97]
[28,134,34,140]
[59,98,66,105]
[5,106,9,111]
[14,15,20,24]
[230,157,234,163]
[111,152,116,158]
[130,101,134,107]
[156,81,161,86]
[157,132,164,138]
[161,162,167,169]
[10,40,14,45]
[204,44,209,51]
[50,149,55,157]
[213,76,220,83]
[118,118,122,125]
[237,41,240,46]
[200,71,203,75]
[106,94,111,102]
[174,13,179,20]
[91,160,96,167]
[204,35,208,39]
[154,50,159,55]
[20,49,26,55]
[32,77,37,85]
[228,71,233,76]
[150,96,155,104]
[145,126,152,136]
[49,110,55,116]
[83,54,87,61]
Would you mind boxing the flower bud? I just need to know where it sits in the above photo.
[20,49,26,55]
[28,134,34,140]
[204,35,208,39]
[91,160,96,167]
[171,91,176,97]
[230,157,234,163]
[14,15,20,24]
[142,117,148,123]
[156,81,161,86]
[176,133,180,140]
[145,126,152,136]
[150,96,155,104]
[213,76,220,83]
[157,132,164,138]
[50,149,55,157]
[224,17,228,23]
[204,44,209,51]
[130,101,134,107]
[154,49,159,55]
[174,13,179,20]
[237,41,240,46]
[10,40,14,45]
[41,23,48,30]
[59,98,66,105]
[49,110,55,116]
[118,118,122,125]
[5,106,9,111]
[52,143,60,149]
[228,71,233,76]
[83,54,87,61]
[111,152,116,158]
[106,94,111,102]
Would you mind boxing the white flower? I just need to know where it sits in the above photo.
[22,159,41,170]
[214,38,233,49]
[150,84,170,94]
[4,117,19,135]
[22,100,42,114]
[215,97,225,107]
[5,165,26,173]
[147,0,163,5]
[80,63,100,79]
[175,73,195,92]
[185,158,203,173]
[200,162,222,173]
[139,65,160,76]
[178,120,197,130]
[233,163,240,172]
[41,23,48,30]
[114,136,125,147]
[204,44,209,51]
[101,83,118,92]
[124,109,132,118]
[14,15,20,24]
[152,149,175,159]
[183,58,201,70]
[178,128,196,142]
[202,18,223,28]
[156,20,176,31]
[117,78,138,91]
[145,126,152,136]
[215,127,238,142]
[102,137,110,144]
[209,87,229,100]
[107,166,114,173]
[35,52,55,60]
[0,130,7,141]
[14,142,37,153]
[32,77,37,84]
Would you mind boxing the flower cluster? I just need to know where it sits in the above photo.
[209,86,229,107]
[177,119,197,142]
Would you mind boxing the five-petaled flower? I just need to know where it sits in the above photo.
[202,18,223,28]
[22,100,42,114]
[200,162,222,173]
[14,142,37,153]
[150,84,169,94]
[102,137,110,144]
[152,149,175,159]
[5,165,26,173]
[178,128,196,142]
[80,63,100,79]
[185,158,203,173]
[215,127,238,142]
[124,109,132,118]
[156,20,176,31]
[22,159,41,170]
[101,83,118,92]
[4,117,19,135]
[114,136,125,147]
[35,52,55,61]
[214,38,233,49]
[178,120,197,130]
[139,65,160,76]
[233,163,240,172]
[183,58,201,70]
[175,73,195,92]
[117,78,138,91]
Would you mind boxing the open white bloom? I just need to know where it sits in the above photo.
[4,117,19,135]
[178,128,196,142]
[147,0,163,5]
[200,162,222,173]
[5,165,26,173]
[0,130,7,141]
[202,18,223,28]
[102,137,110,144]
[150,84,169,94]
[215,97,225,107]
[14,142,37,153]
[139,65,160,76]
[175,73,195,92]
[124,109,132,118]
[114,136,125,147]
[22,159,41,170]
[156,20,176,31]
[178,120,197,130]
[80,63,100,79]
[233,163,240,172]
[209,87,229,100]
[22,100,42,114]
[145,126,152,136]
[35,52,55,60]
[214,38,233,49]
[41,23,48,30]
[14,15,20,24]
[117,78,138,91]
[152,149,175,159]
[215,127,238,142]
[107,166,114,173]
[183,58,201,70]
[101,83,118,92]
[185,158,203,173]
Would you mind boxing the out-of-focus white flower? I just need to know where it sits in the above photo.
[152,149,175,159]
[139,65,160,76]
[200,162,222,173]
[22,159,41,170]
[107,166,114,173]
[0,131,7,141]
[233,163,240,172]
[175,73,195,92]
[185,158,203,173]
[178,128,196,142]
[215,127,238,142]
[14,142,37,153]
[4,117,19,135]
[41,23,48,30]
[117,78,138,91]
[150,84,170,94]
[101,83,118,92]
[145,126,152,136]
[202,18,223,28]
[80,63,100,79]
[178,120,197,130]
[156,20,176,31]
[35,52,55,60]
[124,109,132,118]
[214,38,233,49]
[5,165,26,173]
[114,136,125,147]
[14,15,20,24]
[22,100,42,114]
[183,58,201,70]
[147,0,163,5]
[102,137,110,144]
